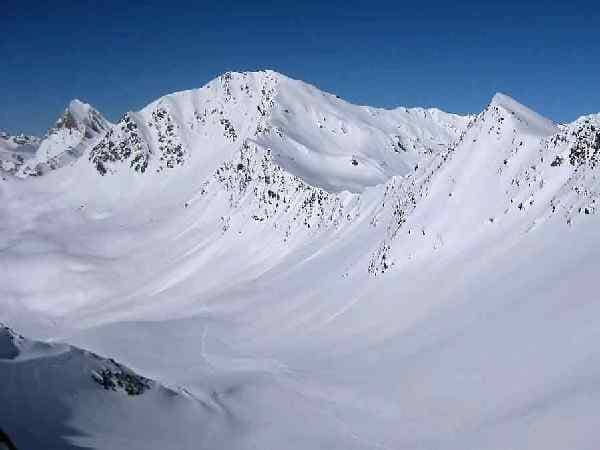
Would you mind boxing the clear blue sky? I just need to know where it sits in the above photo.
[2,0,598,135]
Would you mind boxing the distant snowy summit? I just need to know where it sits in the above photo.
[1,99,110,177]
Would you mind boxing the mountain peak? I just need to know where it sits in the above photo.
[7,99,113,176]
[489,92,541,116]
[68,98,93,117]
[487,92,556,135]
[51,99,111,139]
[489,91,515,105]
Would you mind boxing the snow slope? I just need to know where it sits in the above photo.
[0,323,237,450]
[1,71,599,449]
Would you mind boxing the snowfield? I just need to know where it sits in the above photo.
[1,71,599,449]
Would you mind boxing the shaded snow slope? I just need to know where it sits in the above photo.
[0,324,233,450]
[1,73,600,449]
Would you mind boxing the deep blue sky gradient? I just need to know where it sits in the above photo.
[2,0,598,135]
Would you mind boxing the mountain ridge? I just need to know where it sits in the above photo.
[83,70,470,193]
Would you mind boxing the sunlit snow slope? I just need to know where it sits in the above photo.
[1,71,599,450]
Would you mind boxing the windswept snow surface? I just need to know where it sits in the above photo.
[1,71,600,449]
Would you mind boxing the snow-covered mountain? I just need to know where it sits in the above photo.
[23,99,111,176]
[85,71,467,190]
[1,71,599,449]
[1,99,110,178]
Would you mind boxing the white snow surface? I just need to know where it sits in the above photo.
[1,71,600,449]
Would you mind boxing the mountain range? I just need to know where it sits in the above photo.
[1,70,599,450]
